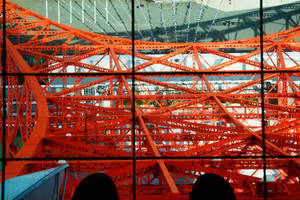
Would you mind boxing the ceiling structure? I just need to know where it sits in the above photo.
[10,0,300,43]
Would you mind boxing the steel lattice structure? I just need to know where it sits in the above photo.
[1,1,300,199]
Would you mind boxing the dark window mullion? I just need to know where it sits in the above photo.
[259,0,267,199]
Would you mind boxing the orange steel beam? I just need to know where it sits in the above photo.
[1,33,49,178]
[1,0,300,199]
[112,44,179,193]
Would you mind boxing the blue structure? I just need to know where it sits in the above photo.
[0,164,69,200]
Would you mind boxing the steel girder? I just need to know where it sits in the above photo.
[1,1,300,199]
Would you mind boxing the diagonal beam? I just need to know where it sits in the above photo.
[109,47,179,193]
[3,35,49,178]
[137,115,179,193]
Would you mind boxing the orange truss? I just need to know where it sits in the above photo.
[1,1,300,199]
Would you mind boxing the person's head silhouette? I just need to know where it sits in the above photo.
[72,173,119,200]
[189,173,236,200]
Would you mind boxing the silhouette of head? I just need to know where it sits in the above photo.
[189,173,236,200]
[72,173,119,200]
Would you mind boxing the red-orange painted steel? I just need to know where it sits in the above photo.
[1,1,300,199]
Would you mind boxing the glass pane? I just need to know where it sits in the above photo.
[263,1,300,36]
[264,72,300,157]
[134,0,261,43]
[5,159,132,199]
[133,0,262,159]
[262,0,300,158]
[6,0,132,75]
[67,160,133,199]
[261,2,300,199]
[265,158,300,199]
[4,0,133,159]
[10,0,132,38]
[134,72,265,158]
[135,158,266,199]
[4,74,133,159]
